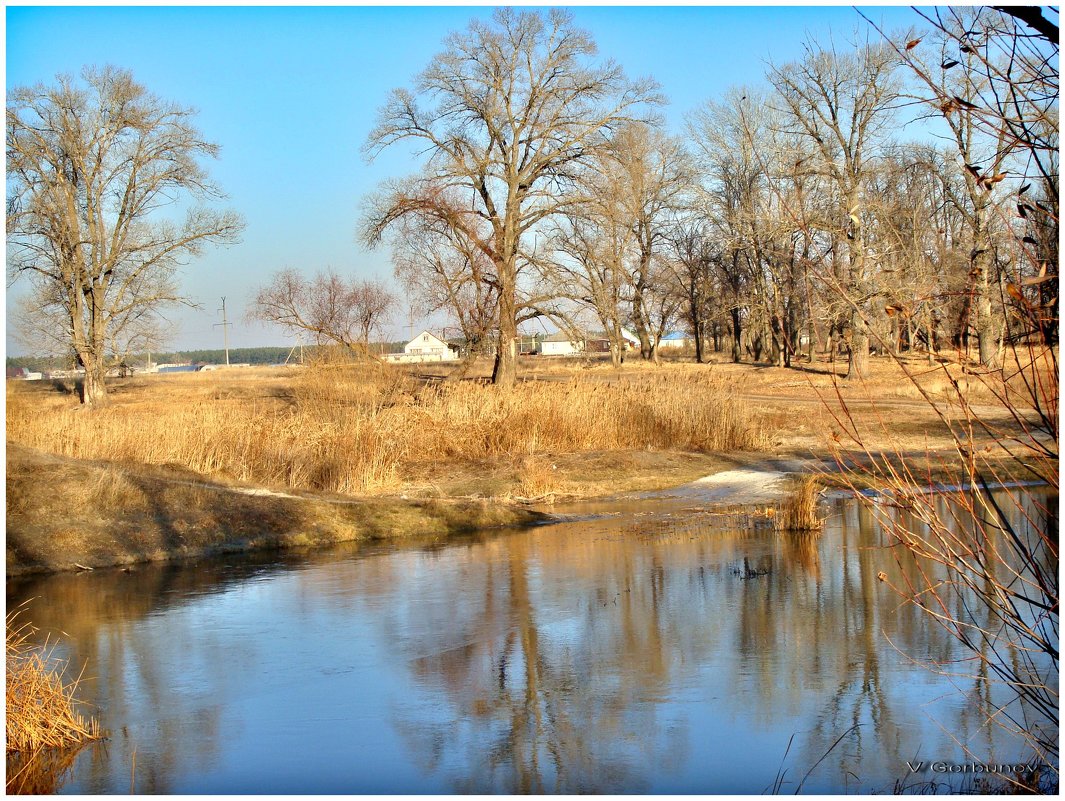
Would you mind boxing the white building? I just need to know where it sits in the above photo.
[540,331,585,356]
[658,332,695,349]
[540,327,642,356]
[385,331,461,363]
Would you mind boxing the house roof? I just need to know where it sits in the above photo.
[406,330,446,345]
[661,331,693,341]
[542,331,579,343]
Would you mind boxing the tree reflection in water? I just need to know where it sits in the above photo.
[6,492,1053,793]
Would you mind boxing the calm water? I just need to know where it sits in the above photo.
[7,491,1057,793]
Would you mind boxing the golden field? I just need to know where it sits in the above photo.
[7,359,769,496]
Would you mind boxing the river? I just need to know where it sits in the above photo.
[6,489,1057,793]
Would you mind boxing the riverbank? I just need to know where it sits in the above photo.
[6,445,550,577]
[7,353,1048,576]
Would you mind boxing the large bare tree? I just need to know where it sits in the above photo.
[548,123,691,366]
[363,8,662,386]
[770,41,900,378]
[605,124,693,361]
[6,66,243,405]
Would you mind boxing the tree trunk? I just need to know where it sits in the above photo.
[491,257,518,386]
[730,307,742,363]
[972,251,1002,370]
[976,308,1001,369]
[844,187,869,380]
[848,327,869,379]
[80,354,108,406]
[770,316,785,367]
[751,332,764,363]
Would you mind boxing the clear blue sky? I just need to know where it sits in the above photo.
[5,4,921,355]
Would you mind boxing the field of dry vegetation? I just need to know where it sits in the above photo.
[7,358,769,497]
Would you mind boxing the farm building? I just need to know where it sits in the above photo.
[540,328,641,356]
[6,367,43,380]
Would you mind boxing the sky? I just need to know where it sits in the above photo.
[5,3,924,356]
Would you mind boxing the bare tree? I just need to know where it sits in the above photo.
[881,8,1058,368]
[688,88,769,363]
[665,222,716,364]
[6,66,243,405]
[549,204,632,368]
[363,8,662,386]
[769,40,901,379]
[547,123,690,366]
[370,185,500,363]
[251,269,395,355]
[605,124,694,361]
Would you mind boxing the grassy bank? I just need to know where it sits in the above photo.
[6,445,546,576]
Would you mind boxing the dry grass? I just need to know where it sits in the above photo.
[515,454,561,499]
[6,611,101,760]
[7,364,771,496]
[774,475,824,532]
[6,444,546,575]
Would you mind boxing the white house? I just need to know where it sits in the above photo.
[385,331,460,363]
[540,331,584,356]
[619,327,641,349]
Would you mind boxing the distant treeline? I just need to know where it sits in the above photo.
[8,347,291,371]
[7,343,412,372]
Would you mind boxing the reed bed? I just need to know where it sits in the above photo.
[7,366,771,495]
[774,475,824,532]
[6,613,101,757]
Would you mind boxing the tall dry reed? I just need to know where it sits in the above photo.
[6,613,101,757]
[774,475,823,531]
[7,366,771,495]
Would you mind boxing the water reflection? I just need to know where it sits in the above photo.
[6,492,1055,793]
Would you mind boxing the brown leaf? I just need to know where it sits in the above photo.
[941,59,960,69]
[953,95,980,110]
[1021,274,1056,286]
[906,38,922,50]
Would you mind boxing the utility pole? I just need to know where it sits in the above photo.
[214,296,231,366]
